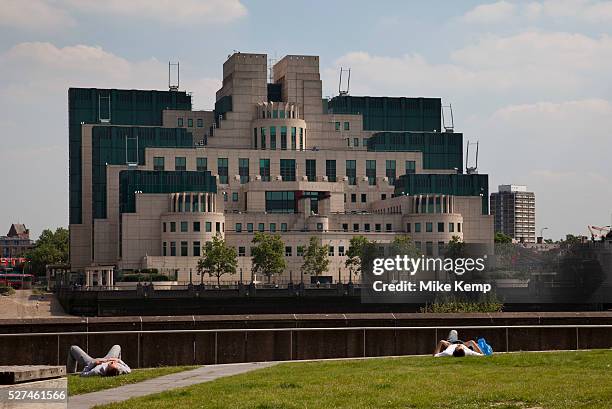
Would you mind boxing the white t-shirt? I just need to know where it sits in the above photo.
[435,344,482,357]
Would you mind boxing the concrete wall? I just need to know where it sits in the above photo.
[0,313,610,368]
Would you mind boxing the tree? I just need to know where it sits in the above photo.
[345,236,372,277]
[494,232,513,244]
[196,234,237,287]
[24,227,69,276]
[445,235,466,259]
[301,237,330,277]
[251,232,286,283]
[390,235,421,258]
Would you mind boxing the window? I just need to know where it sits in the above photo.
[218,158,228,184]
[280,159,296,181]
[163,222,166,232]
[270,127,277,150]
[180,221,188,232]
[238,246,246,257]
[197,157,207,172]
[375,224,381,232]
[361,194,367,203]
[175,157,186,171]
[197,118,203,127]
[386,223,392,232]
[415,241,421,250]
[266,191,295,213]
[425,241,433,256]
[181,241,188,257]
[193,241,201,257]
[405,160,416,174]
[281,223,288,232]
[188,118,193,127]
[280,110,285,119]
[326,160,336,182]
[260,127,266,150]
[247,223,253,233]
[339,246,345,256]
[216,222,221,232]
[162,242,167,256]
[306,159,316,182]
[364,223,370,232]
[259,159,270,182]
[386,160,396,184]
[426,222,433,233]
[170,241,176,256]
[381,194,387,200]
[232,192,239,202]
[353,223,359,232]
[154,157,165,171]
[328,246,334,256]
[281,126,287,150]
[449,223,455,233]
[363,138,368,147]
[297,246,304,257]
[299,128,304,150]
[335,121,340,131]
[415,223,421,233]
[270,223,276,232]
[239,158,249,184]
[272,109,278,118]
[285,246,292,257]
[353,138,359,147]
[351,194,356,203]
[458,223,461,232]
[223,192,228,202]
[316,223,323,231]
[170,222,176,232]
[366,160,376,185]
[258,223,265,232]
[235,223,242,233]
[438,222,445,233]
[205,222,212,232]
[193,222,200,232]
[406,223,411,233]
[346,160,356,185]
[253,128,257,149]
[177,118,183,127]
[291,127,297,150]
[342,223,348,232]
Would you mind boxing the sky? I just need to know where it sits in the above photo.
[0,0,611,241]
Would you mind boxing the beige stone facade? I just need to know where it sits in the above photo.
[69,52,493,283]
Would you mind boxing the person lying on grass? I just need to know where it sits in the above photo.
[67,344,131,376]
[433,331,484,357]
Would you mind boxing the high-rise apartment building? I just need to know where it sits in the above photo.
[490,185,536,243]
[68,52,493,283]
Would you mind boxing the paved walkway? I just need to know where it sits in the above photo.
[68,362,277,409]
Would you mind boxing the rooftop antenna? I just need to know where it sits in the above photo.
[441,103,454,132]
[338,67,351,96]
[168,61,179,91]
[466,140,479,174]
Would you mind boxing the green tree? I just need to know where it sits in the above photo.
[445,235,466,259]
[391,235,421,258]
[345,236,372,277]
[494,232,513,244]
[301,237,330,277]
[24,227,69,275]
[196,234,237,287]
[251,232,286,283]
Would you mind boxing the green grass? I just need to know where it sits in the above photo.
[98,350,612,409]
[69,366,198,395]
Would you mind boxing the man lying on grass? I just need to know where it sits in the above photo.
[433,330,484,357]
[67,344,132,377]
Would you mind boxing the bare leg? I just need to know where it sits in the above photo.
[67,345,94,373]
[103,345,121,360]
[433,340,450,356]
[463,340,483,354]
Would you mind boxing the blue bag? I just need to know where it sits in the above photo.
[477,338,493,356]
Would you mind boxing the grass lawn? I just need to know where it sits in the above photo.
[69,366,198,395]
[98,350,612,409]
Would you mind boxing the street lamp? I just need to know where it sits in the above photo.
[540,227,548,238]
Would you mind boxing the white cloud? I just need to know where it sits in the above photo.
[0,0,75,30]
[462,1,516,23]
[462,0,612,24]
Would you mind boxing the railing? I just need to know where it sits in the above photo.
[1,324,610,368]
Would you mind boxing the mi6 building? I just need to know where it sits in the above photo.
[68,52,493,283]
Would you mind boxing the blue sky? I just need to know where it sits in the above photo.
[1,0,612,240]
